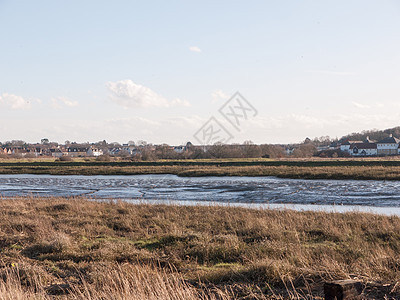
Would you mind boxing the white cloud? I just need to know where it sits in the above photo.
[50,96,79,109]
[352,101,370,109]
[212,89,229,102]
[352,101,384,109]
[106,80,190,108]
[0,93,32,110]
[305,69,356,76]
[106,117,161,127]
[170,98,190,107]
[189,46,201,53]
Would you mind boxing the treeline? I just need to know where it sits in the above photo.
[134,143,288,160]
[339,126,400,143]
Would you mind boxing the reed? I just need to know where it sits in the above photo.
[0,197,400,298]
[3,160,400,180]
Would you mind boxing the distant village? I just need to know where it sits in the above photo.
[314,134,400,157]
[0,139,284,159]
[0,139,193,159]
[2,132,400,160]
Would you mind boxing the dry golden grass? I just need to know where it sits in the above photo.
[3,159,400,180]
[0,263,234,300]
[1,197,400,298]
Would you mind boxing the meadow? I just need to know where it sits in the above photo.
[2,157,400,180]
[1,197,400,299]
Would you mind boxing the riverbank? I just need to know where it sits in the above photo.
[1,197,400,299]
[2,158,400,180]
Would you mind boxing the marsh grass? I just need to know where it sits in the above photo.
[0,262,234,300]
[1,197,400,298]
[2,158,400,179]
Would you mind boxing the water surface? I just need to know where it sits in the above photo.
[1,174,400,209]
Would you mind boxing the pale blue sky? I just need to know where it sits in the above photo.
[1,1,399,144]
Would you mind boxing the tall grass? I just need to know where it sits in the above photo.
[0,263,233,300]
[2,160,400,179]
[1,197,400,298]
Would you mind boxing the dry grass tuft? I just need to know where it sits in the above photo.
[1,197,400,298]
[0,263,233,300]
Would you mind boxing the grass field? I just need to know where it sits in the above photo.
[1,197,400,299]
[2,158,400,180]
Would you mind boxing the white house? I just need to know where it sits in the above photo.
[87,147,103,157]
[340,140,362,153]
[377,134,400,156]
[67,147,89,157]
[340,141,350,153]
[50,148,64,158]
[285,146,295,155]
[173,146,187,153]
[349,143,377,156]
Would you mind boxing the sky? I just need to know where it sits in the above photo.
[0,0,400,145]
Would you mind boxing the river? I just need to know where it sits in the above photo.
[1,174,400,215]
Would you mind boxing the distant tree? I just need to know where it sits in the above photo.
[260,144,285,158]
[311,136,331,146]
[141,148,156,161]
[108,142,121,147]
[115,150,131,158]
[241,141,262,158]
[41,138,49,144]
[11,140,25,147]
[155,144,178,159]
[187,146,210,159]
[317,149,340,158]
[339,126,400,143]
[93,140,108,151]
[208,143,229,158]
[292,144,317,158]
[137,140,147,147]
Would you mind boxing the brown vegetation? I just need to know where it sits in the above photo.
[3,159,400,180]
[1,197,400,298]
